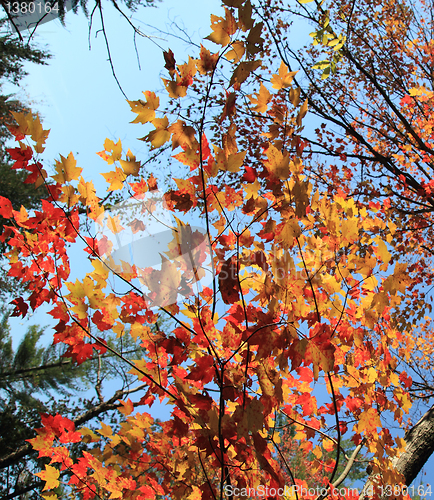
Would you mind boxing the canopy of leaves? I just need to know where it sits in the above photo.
[1,0,434,498]
[253,0,434,427]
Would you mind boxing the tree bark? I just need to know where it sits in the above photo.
[362,403,434,497]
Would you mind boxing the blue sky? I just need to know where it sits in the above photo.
[6,0,221,338]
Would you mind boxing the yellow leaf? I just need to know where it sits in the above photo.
[168,120,197,150]
[408,86,434,97]
[244,179,261,198]
[323,438,334,452]
[59,185,80,207]
[292,179,310,218]
[97,421,113,438]
[249,83,271,113]
[366,367,377,384]
[101,167,127,191]
[10,112,50,153]
[357,407,381,434]
[34,168,48,189]
[78,178,104,220]
[369,291,388,317]
[106,215,124,234]
[289,87,301,107]
[383,263,409,295]
[395,436,406,453]
[188,485,203,500]
[296,99,308,126]
[197,45,219,75]
[270,61,298,89]
[162,76,188,99]
[374,237,391,266]
[97,138,123,165]
[128,322,149,341]
[173,147,200,169]
[130,411,153,429]
[143,116,170,149]
[118,398,134,416]
[178,56,197,84]
[213,146,246,172]
[29,114,50,153]
[28,429,54,451]
[42,494,58,500]
[35,465,60,491]
[81,426,100,443]
[225,41,246,63]
[128,91,159,124]
[276,219,301,248]
[10,111,32,135]
[290,156,303,173]
[139,256,181,307]
[264,143,290,179]
[78,177,96,203]
[52,153,82,183]
[256,364,275,399]
[119,149,140,176]
[308,343,334,381]
[341,217,359,244]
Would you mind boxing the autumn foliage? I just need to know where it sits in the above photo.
[2,0,433,498]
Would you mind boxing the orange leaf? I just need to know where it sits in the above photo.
[118,398,135,416]
[206,9,238,46]
[197,44,219,74]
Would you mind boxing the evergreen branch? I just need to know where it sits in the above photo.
[0,347,142,380]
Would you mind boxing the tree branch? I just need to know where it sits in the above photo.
[361,402,434,497]
[2,481,42,500]
[0,383,146,470]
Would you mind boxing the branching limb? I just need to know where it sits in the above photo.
[0,382,147,470]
